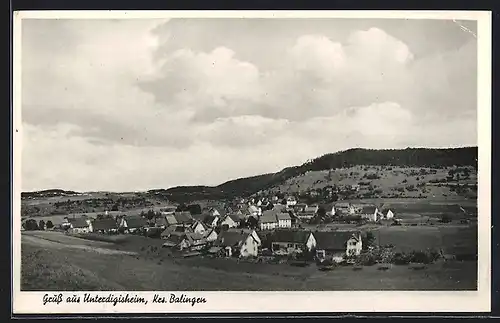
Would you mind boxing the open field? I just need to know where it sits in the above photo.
[21,230,477,291]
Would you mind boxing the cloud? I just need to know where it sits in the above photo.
[20,19,478,191]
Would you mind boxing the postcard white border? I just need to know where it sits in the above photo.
[12,10,492,314]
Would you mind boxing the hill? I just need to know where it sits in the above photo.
[21,147,478,214]
[147,147,477,203]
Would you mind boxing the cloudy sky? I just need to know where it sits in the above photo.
[21,17,478,192]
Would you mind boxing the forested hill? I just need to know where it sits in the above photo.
[157,147,477,202]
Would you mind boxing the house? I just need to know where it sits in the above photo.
[286,196,297,207]
[183,232,208,251]
[259,211,278,230]
[92,218,118,234]
[269,230,317,255]
[203,228,218,242]
[248,205,262,218]
[219,214,238,229]
[297,205,319,221]
[119,215,148,233]
[322,203,336,216]
[314,231,363,263]
[215,230,260,258]
[165,214,178,227]
[293,203,307,213]
[359,205,379,222]
[378,209,394,220]
[162,231,189,249]
[207,207,221,217]
[333,202,355,216]
[276,212,292,229]
[227,228,262,247]
[203,214,219,228]
[68,217,92,234]
[154,216,169,229]
[161,225,193,239]
[190,220,207,235]
[160,205,177,215]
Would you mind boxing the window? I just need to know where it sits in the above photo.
[287,243,293,248]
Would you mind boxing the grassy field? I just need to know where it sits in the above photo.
[21,230,477,291]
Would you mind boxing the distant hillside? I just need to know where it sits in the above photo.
[21,189,80,199]
[158,147,478,202]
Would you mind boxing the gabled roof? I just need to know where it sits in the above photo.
[227,213,242,223]
[314,231,361,251]
[190,221,208,231]
[276,212,292,221]
[248,205,260,213]
[68,217,89,228]
[360,205,377,214]
[304,205,319,212]
[155,216,169,227]
[335,202,351,208]
[123,215,148,228]
[216,231,251,247]
[92,218,118,231]
[270,230,312,244]
[161,225,192,237]
[174,211,193,224]
[260,212,278,224]
[165,214,178,225]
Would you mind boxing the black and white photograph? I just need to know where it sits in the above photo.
[13,10,491,313]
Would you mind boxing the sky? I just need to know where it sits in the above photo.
[21,17,478,192]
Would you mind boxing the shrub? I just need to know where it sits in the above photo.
[392,252,411,265]
[378,266,390,271]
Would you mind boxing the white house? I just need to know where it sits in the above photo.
[276,212,292,229]
[359,205,379,222]
[259,211,278,231]
[68,217,92,234]
[248,205,262,218]
[385,209,394,219]
[190,221,207,235]
[119,215,148,233]
[333,202,355,216]
[314,231,363,262]
[227,228,262,247]
[220,215,238,229]
[270,230,317,255]
[286,196,297,207]
[215,230,260,258]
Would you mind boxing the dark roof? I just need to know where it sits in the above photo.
[68,217,89,228]
[123,215,148,228]
[228,213,241,222]
[360,205,377,214]
[163,232,185,245]
[270,230,312,244]
[92,218,118,230]
[155,216,169,226]
[314,231,361,251]
[216,231,249,247]
[260,212,278,223]
[276,213,292,221]
[174,211,193,224]
[161,225,192,237]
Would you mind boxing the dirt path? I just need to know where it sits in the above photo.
[22,233,137,256]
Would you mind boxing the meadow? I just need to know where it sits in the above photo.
[21,227,477,291]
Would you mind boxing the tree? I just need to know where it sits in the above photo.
[111,203,119,211]
[146,209,156,220]
[38,220,46,230]
[246,216,258,229]
[46,220,54,229]
[362,231,376,250]
[187,204,202,215]
[24,219,39,231]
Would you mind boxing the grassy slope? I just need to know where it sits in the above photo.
[21,230,477,291]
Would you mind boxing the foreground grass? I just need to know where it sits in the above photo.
[21,237,477,291]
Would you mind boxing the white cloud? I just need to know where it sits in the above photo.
[20,19,477,191]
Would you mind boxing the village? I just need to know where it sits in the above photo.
[22,192,475,270]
